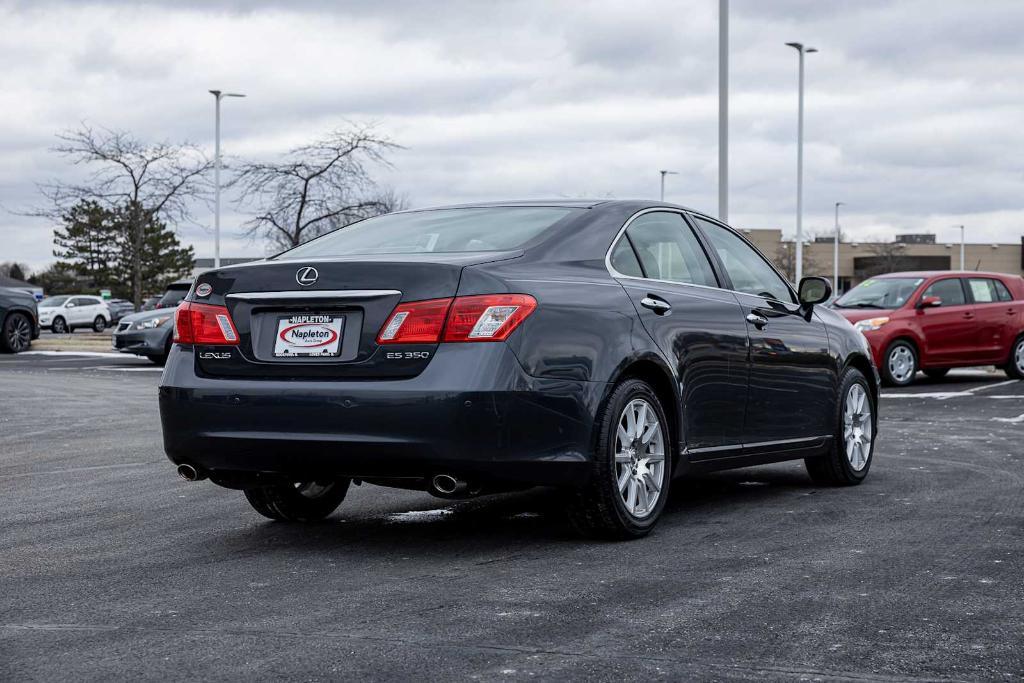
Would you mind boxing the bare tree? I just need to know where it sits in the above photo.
[233,125,403,250]
[36,125,212,307]
[859,241,908,278]
[773,241,823,282]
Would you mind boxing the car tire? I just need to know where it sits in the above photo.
[881,340,917,386]
[923,368,950,380]
[805,367,875,486]
[1004,336,1024,380]
[244,480,351,522]
[567,378,672,540]
[51,316,67,334]
[1,312,32,353]
[92,316,106,332]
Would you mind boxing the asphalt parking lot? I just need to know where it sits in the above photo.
[1,353,1022,681]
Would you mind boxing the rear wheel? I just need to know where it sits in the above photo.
[1004,336,1024,380]
[244,479,350,522]
[882,340,917,386]
[51,316,67,334]
[805,367,875,486]
[1,313,32,353]
[92,316,106,332]
[923,368,950,380]
[567,379,672,540]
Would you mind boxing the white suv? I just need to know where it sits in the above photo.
[37,295,112,333]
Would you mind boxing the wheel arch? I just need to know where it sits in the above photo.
[843,351,879,406]
[600,355,682,472]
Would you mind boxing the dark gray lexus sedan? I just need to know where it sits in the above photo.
[159,200,879,538]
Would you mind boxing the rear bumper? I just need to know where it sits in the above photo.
[158,344,606,488]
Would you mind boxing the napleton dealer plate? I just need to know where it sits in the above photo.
[273,315,344,357]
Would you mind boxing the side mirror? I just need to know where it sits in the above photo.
[65,302,76,308]
[798,276,832,306]
[917,296,942,309]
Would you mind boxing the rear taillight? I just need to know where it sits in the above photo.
[377,294,536,344]
[443,294,537,342]
[173,302,239,345]
[377,298,453,344]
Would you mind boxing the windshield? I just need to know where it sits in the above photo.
[275,207,579,259]
[39,296,70,308]
[834,277,924,309]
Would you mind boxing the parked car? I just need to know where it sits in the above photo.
[160,201,879,538]
[0,287,40,353]
[112,308,176,364]
[106,298,137,323]
[37,295,111,333]
[153,280,191,309]
[832,271,1024,385]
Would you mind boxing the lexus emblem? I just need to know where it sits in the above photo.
[295,266,319,286]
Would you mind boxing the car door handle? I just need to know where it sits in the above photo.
[746,313,769,329]
[640,296,671,313]
[963,312,974,319]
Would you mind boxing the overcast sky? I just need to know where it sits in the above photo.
[1,0,1022,272]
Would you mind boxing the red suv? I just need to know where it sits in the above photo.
[833,271,1024,386]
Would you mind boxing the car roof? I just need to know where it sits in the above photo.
[874,270,1020,279]
[391,198,703,213]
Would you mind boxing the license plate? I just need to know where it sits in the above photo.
[274,315,344,357]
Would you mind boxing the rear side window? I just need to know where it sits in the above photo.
[922,278,966,306]
[609,238,644,278]
[969,278,1012,303]
[623,212,717,287]
[694,217,795,303]
[275,207,579,258]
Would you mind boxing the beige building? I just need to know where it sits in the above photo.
[743,229,1024,294]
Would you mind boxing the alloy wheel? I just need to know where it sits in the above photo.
[888,345,915,383]
[1015,339,1024,375]
[614,398,666,519]
[7,315,31,352]
[843,384,873,471]
[52,317,66,334]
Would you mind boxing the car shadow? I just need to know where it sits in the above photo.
[217,465,822,555]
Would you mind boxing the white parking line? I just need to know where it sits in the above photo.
[20,350,125,358]
[971,379,1021,394]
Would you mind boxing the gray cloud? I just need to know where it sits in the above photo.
[1,0,1022,272]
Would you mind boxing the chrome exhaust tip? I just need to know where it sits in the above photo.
[176,463,205,482]
[431,474,462,495]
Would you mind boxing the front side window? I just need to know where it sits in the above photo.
[40,296,70,308]
[623,212,717,287]
[275,207,579,259]
[922,278,966,306]
[694,217,794,303]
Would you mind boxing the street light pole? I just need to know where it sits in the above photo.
[718,0,728,222]
[659,170,678,202]
[209,90,246,269]
[957,224,965,270]
[786,42,817,283]
[833,202,844,293]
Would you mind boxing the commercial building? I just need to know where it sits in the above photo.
[744,230,1024,294]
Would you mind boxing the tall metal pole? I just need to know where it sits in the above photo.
[786,43,816,283]
[659,170,677,202]
[718,0,728,222]
[212,92,222,269]
[959,225,965,270]
[209,90,245,270]
[833,202,843,293]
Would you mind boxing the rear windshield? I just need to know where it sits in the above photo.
[274,207,579,259]
[157,285,190,308]
[834,277,925,309]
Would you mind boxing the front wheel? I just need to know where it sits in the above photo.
[882,340,917,386]
[805,367,876,486]
[567,379,672,540]
[51,316,67,334]
[1,313,32,353]
[93,316,106,332]
[1004,336,1024,380]
[244,480,350,522]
